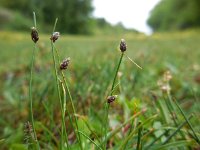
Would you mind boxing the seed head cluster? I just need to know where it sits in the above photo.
[120,39,127,52]
[107,95,118,104]
[157,70,173,93]
[31,27,39,43]
[50,32,60,42]
[60,58,70,70]
[24,121,35,144]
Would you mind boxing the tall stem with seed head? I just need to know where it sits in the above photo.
[50,18,69,150]
[104,52,124,149]
[29,12,40,149]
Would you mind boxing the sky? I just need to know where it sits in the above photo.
[92,0,161,34]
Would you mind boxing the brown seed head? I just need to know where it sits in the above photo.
[60,57,70,70]
[50,32,60,42]
[31,27,39,43]
[120,39,127,52]
[107,95,117,104]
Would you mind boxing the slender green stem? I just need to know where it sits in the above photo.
[136,122,143,150]
[50,19,69,150]
[104,103,109,150]
[60,80,70,147]
[111,52,124,95]
[104,52,124,150]
[29,12,40,149]
[174,98,200,144]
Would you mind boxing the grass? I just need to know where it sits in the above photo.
[0,26,200,149]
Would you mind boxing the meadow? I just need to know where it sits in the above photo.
[0,28,200,149]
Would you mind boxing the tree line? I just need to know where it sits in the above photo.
[148,0,200,31]
[0,0,93,34]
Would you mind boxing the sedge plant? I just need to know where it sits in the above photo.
[29,12,40,149]
[50,19,69,150]
[50,19,83,150]
[103,39,142,149]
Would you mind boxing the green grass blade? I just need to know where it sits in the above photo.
[151,140,196,150]
[103,52,124,149]
[77,131,103,150]
[105,108,147,143]
[136,122,143,150]
[174,98,200,144]
[162,114,193,144]
[119,114,158,150]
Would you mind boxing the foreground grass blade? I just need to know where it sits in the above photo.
[119,114,158,150]
[29,12,40,149]
[104,108,147,143]
[77,131,103,150]
[174,98,200,144]
[150,140,196,150]
[36,122,59,146]
[0,139,5,144]
[162,114,193,144]
[81,117,101,143]
[136,122,143,150]
[145,129,170,149]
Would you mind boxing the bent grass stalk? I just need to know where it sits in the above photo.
[29,12,40,149]
[50,18,69,150]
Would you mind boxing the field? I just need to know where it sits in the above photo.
[0,29,200,149]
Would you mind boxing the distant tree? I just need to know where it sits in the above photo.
[0,0,93,34]
[147,0,200,31]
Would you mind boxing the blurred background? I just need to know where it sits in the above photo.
[0,0,200,34]
[0,0,200,149]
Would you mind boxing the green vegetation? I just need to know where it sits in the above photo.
[0,26,200,149]
[0,0,93,34]
[148,0,200,31]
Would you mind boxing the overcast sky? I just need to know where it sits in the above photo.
[92,0,161,34]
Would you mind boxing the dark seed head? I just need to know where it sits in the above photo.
[60,57,70,70]
[107,95,117,104]
[50,32,60,43]
[31,27,39,43]
[120,39,127,52]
